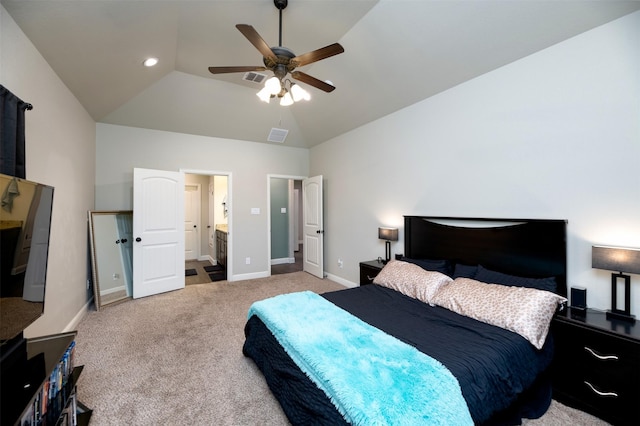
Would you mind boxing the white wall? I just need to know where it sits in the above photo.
[95,123,309,279]
[2,6,96,336]
[311,11,640,313]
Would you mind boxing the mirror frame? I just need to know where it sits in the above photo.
[88,210,133,310]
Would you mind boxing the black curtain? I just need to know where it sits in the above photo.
[1,85,32,179]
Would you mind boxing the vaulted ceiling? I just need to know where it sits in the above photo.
[3,0,639,148]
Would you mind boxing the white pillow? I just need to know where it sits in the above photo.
[430,277,566,349]
[373,260,453,304]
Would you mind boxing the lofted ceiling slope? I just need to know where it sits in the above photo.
[3,0,640,148]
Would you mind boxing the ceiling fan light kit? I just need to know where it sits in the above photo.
[257,76,310,105]
[208,0,344,106]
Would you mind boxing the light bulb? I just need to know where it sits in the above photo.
[264,77,282,95]
[257,87,272,103]
[280,91,294,106]
[290,84,310,102]
[143,57,158,67]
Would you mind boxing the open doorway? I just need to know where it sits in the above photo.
[269,177,303,275]
[184,171,230,284]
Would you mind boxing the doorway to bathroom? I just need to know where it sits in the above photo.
[184,171,230,284]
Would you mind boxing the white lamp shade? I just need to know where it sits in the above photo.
[291,84,310,102]
[265,76,281,95]
[280,91,294,106]
[256,87,272,103]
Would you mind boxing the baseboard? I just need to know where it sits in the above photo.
[230,271,269,282]
[100,285,126,295]
[325,272,357,289]
[64,298,93,333]
[271,257,295,265]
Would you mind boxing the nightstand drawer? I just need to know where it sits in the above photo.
[552,313,640,425]
[564,377,639,425]
[570,327,639,380]
[359,260,384,285]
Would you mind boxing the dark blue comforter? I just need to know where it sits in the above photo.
[243,284,554,425]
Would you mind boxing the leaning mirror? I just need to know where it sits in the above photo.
[88,210,133,310]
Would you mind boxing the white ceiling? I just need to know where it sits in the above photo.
[4,0,640,148]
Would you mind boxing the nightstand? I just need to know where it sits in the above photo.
[359,260,385,285]
[551,308,640,426]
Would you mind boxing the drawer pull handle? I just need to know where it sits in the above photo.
[584,346,618,361]
[584,381,618,398]
[366,275,376,281]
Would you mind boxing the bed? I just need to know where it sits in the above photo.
[243,216,568,425]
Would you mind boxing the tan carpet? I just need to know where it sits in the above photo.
[75,272,609,425]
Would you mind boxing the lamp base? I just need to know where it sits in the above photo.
[606,310,636,323]
[384,240,391,264]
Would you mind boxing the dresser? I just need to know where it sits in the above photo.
[551,308,639,426]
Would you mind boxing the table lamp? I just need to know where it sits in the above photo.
[378,227,398,264]
[592,245,640,323]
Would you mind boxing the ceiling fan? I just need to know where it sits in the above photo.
[208,0,344,103]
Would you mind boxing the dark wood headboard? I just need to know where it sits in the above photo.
[404,216,568,297]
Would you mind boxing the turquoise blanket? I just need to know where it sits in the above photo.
[248,291,473,426]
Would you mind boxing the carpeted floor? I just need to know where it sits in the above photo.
[75,272,610,425]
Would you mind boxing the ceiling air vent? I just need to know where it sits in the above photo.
[268,128,289,143]
[243,72,267,84]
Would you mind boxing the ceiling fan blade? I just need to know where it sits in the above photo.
[208,66,267,74]
[236,24,277,61]
[291,71,336,93]
[291,43,344,68]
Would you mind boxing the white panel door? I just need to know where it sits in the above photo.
[184,184,200,261]
[133,168,185,299]
[302,175,323,279]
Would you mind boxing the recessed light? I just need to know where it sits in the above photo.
[143,57,158,67]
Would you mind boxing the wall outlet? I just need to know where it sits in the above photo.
[338,258,343,268]
[245,257,251,265]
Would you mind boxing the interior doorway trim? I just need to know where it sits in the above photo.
[182,168,233,281]
[267,174,307,277]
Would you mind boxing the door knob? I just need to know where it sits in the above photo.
[136,237,142,242]
[193,225,196,228]
[115,239,121,244]
[121,238,128,243]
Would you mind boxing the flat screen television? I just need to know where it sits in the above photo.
[0,172,54,347]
